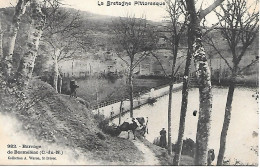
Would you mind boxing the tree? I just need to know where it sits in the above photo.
[15,0,46,89]
[42,7,89,93]
[167,0,194,163]
[113,16,158,117]
[207,0,259,165]
[3,0,30,78]
[0,18,3,61]
[159,0,188,156]
[0,0,45,112]
[0,17,5,102]
[184,0,224,165]
[1,0,63,90]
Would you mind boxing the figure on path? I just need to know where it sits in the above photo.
[207,149,215,166]
[159,128,167,148]
[110,107,114,119]
[70,80,79,97]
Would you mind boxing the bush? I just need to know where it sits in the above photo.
[94,114,106,125]
[94,114,121,137]
[172,138,195,157]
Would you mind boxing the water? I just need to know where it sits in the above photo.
[114,87,259,165]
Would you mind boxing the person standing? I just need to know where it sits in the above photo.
[207,149,215,166]
[110,106,114,120]
[159,128,167,148]
[70,80,79,97]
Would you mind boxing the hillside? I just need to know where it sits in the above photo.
[2,79,144,165]
[0,6,258,80]
[0,79,197,165]
[0,2,258,166]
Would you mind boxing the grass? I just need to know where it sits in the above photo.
[5,79,196,165]
[2,79,145,165]
[136,133,194,166]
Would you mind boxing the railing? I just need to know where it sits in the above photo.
[91,80,185,110]
[91,87,151,110]
[87,73,197,110]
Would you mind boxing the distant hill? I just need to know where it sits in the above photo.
[0,6,258,81]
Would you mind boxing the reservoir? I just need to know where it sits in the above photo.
[113,87,258,165]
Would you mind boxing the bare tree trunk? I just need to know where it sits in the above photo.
[173,40,193,165]
[193,27,213,166]
[167,43,179,156]
[217,77,236,165]
[4,0,29,77]
[195,83,213,165]
[16,0,45,89]
[53,54,59,92]
[129,67,134,118]
[167,81,173,155]
[215,0,258,164]
[0,19,4,102]
[58,75,62,93]
[0,19,3,61]
[119,100,123,125]
[96,91,99,114]
[193,28,213,166]
[185,0,215,165]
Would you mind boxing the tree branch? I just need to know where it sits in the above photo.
[199,0,225,19]
[149,51,168,76]
[132,51,149,69]
[204,35,233,70]
[238,59,259,74]
[115,52,130,67]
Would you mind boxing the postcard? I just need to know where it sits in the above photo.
[0,0,258,166]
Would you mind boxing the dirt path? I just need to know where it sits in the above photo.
[133,139,160,165]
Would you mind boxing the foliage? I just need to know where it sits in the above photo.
[172,138,195,157]
[95,114,121,137]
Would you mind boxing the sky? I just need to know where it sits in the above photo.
[0,0,170,21]
[62,0,168,22]
[0,0,222,24]
[0,0,258,25]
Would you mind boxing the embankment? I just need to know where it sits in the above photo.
[0,79,145,165]
[92,83,183,119]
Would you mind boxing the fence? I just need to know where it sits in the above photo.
[90,72,198,111]
[91,82,183,119]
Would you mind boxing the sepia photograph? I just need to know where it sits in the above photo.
[0,0,258,166]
